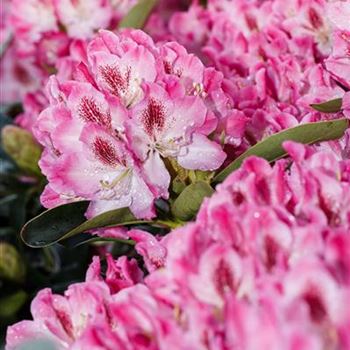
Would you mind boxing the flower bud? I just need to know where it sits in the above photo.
[1,125,42,177]
[0,242,26,283]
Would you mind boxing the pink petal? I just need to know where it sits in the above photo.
[142,151,170,199]
[177,133,226,171]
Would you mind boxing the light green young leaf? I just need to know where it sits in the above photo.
[119,0,158,29]
[310,98,343,113]
[214,119,349,183]
[172,181,214,221]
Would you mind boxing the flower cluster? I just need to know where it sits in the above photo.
[0,0,137,104]
[34,29,226,218]
[2,0,350,349]
[156,0,349,141]
[7,142,350,349]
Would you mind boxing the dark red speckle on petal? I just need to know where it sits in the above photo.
[303,288,327,323]
[142,97,166,137]
[78,96,111,128]
[264,235,279,269]
[214,259,236,296]
[308,8,323,30]
[99,65,131,98]
[55,309,74,339]
[93,137,121,166]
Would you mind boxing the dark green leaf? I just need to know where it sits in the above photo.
[21,201,90,247]
[310,98,342,113]
[214,118,349,183]
[118,0,158,29]
[172,181,214,221]
[0,290,27,318]
[21,201,147,248]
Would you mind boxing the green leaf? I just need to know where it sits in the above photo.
[119,0,158,29]
[0,290,27,318]
[0,242,26,283]
[172,181,214,221]
[69,236,136,248]
[172,175,187,194]
[1,125,42,177]
[21,201,146,248]
[310,98,343,113]
[214,118,349,183]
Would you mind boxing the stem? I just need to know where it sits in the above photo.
[154,220,184,229]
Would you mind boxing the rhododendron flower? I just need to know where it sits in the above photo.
[0,46,43,104]
[126,81,225,195]
[4,0,350,349]
[54,0,113,39]
[34,29,226,218]
[86,255,143,293]
[343,92,350,119]
[8,142,350,350]
[0,0,140,106]
[6,282,112,349]
[87,29,157,108]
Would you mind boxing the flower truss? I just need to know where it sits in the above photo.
[2,0,350,349]
[33,29,226,218]
[6,142,350,350]
[0,0,145,104]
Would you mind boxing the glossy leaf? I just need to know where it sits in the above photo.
[310,98,342,113]
[172,181,214,221]
[21,201,146,248]
[214,118,349,183]
[119,0,158,29]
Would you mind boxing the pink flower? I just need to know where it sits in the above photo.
[54,0,112,39]
[324,2,350,88]
[86,255,143,293]
[189,243,244,308]
[87,29,157,108]
[128,229,167,272]
[10,0,58,47]
[7,140,350,350]
[126,81,225,196]
[0,45,42,104]
[35,29,226,218]
[343,92,350,119]
[15,90,49,133]
[6,282,112,349]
